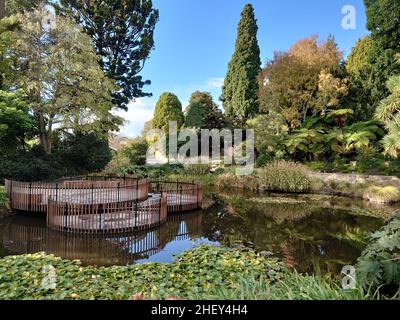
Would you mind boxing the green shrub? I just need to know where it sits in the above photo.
[357,212,400,297]
[260,161,312,193]
[256,153,272,167]
[213,167,226,175]
[122,138,148,166]
[214,173,259,191]
[0,186,6,207]
[184,164,211,176]
[363,186,400,203]
[104,164,184,180]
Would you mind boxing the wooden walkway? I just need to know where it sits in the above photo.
[4,177,203,234]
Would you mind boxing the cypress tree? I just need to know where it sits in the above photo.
[152,92,184,132]
[185,91,225,129]
[220,3,261,125]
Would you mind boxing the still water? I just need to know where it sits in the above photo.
[0,189,396,274]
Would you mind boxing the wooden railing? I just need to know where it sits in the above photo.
[4,177,149,213]
[149,181,203,213]
[4,177,202,234]
[47,194,168,234]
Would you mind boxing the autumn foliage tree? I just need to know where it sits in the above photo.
[259,36,345,129]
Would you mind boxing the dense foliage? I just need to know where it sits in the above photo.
[345,36,377,120]
[259,36,344,129]
[221,4,261,124]
[364,0,400,103]
[0,185,6,207]
[357,211,400,297]
[11,8,119,154]
[375,57,400,158]
[185,91,225,129]
[57,0,159,110]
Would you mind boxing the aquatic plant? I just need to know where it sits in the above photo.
[0,245,269,300]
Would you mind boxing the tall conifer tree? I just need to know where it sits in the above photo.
[220,4,261,125]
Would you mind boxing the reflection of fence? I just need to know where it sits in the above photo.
[4,177,203,234]
[2,212,204,266]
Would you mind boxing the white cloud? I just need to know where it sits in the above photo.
[204,77,224,89]
[113,98,155,138]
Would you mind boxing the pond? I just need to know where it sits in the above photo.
[0,189,397,275]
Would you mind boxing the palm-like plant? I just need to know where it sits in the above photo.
[375,69,400,158]
[285,128,326,159]
[325,121,383,156]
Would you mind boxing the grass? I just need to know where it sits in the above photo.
[211,161,312,193]
[260,161,311,193]
[363,186,400,204]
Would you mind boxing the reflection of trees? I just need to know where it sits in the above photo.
[201,191,384,274]
[1,212,204,266]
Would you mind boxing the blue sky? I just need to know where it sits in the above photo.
[116,0,369,137]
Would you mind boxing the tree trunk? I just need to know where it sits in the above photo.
[38,113,52,154]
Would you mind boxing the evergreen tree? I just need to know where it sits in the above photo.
[185,91,225,129]
[364,0,400,102]
[152,92,184,132]
[57,0,159,110]
[220,4,261,125]
[185,101,205,129]
[346,36,377,121]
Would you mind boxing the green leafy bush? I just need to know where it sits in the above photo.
[105,164,184,180]
[357,212,400,296]
[260,161,312,193]
[0,186,6,207]
[122,137,148,166]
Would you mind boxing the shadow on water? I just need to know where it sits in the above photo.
[0,188,394,274]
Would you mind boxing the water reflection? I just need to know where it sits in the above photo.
[0,213,205,266]
[0,190,390,274]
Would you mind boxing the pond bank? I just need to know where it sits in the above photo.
[173,168,400,206]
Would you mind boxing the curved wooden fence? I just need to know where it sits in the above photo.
[4,177,202,234]
[4,178,149,213]
[150,181,203,213]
